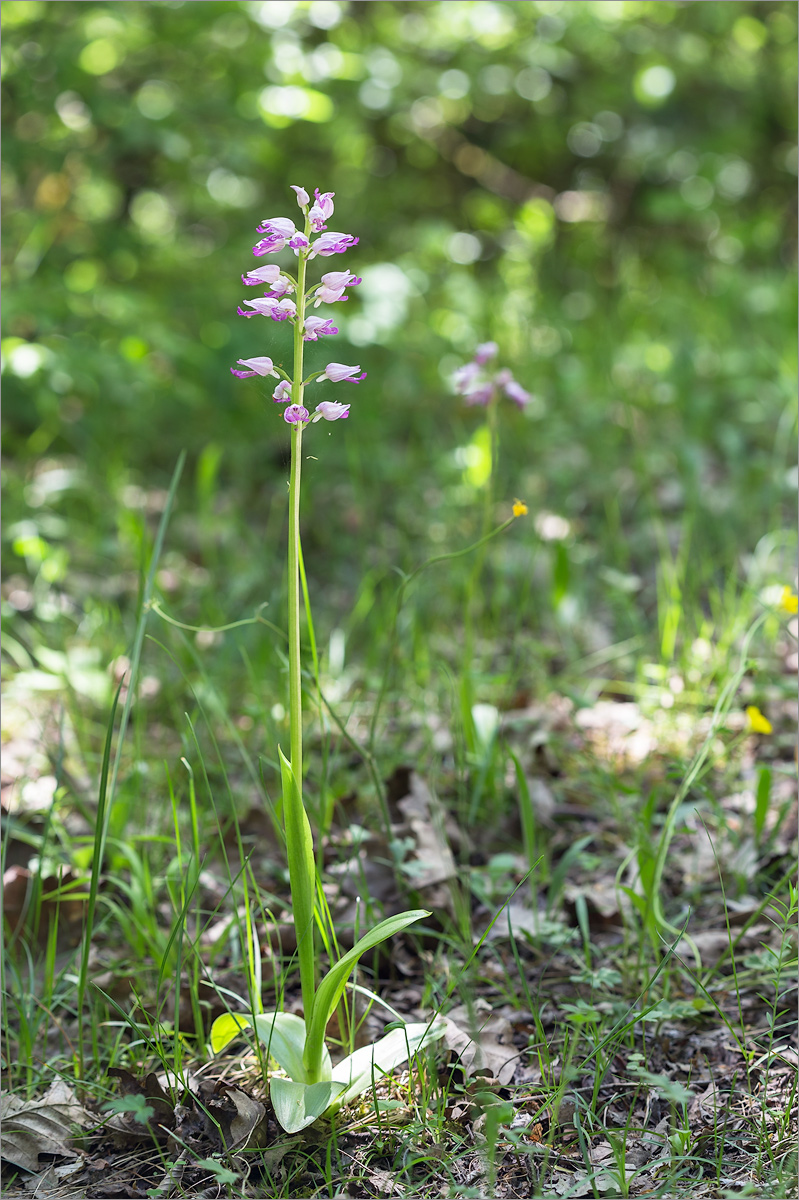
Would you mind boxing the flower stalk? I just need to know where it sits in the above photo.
[453,343,533,751]
[289,234,308,793]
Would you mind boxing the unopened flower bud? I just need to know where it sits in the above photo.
[320,362,366,383]
[313,401,350,422]
[230,356,279,379]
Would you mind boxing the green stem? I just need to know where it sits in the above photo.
[284,237,320,1035]
[462,400,498,748]
[288,423,304,786]
[288,247,308,787]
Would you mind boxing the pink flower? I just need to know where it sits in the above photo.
[320,362,366,383]
[454,349,532,410]
[291,185,310,208]
[313,401,350,422]
[303,316,338,341]
[453,362,481,394]
[237,297,297,321]
[502,378,532,408]
[463,384,495,406]
[284,404,310,425]
[474,342,498,366]
[288,232,310,252]
[313,270,362,306]
[308,189,335,231]
[241,265,295,296]
[242,264,282,287]
[309,231,359,258]
[230,356,280,379]
[253,217,296,255]
[273,380,292,402]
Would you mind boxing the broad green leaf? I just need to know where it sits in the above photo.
[210,1011,255,1055]
[270,1077,345,1134]
[330,1019,447,1110]
[279,746,317,1027]
[253,1012,332,1083]
[210,1011,332,1083]
[303,909,429,1080]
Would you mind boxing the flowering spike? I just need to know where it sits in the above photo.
[232,184,361,434]
[454,347,533,410]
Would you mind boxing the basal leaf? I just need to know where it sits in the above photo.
[331,1020,447,1110]
[270,1077,345,1134]
[210,1011,254,1056]
[278,747,317,1027]
[252,1012,332,1083]
[303,909,428,1080]
[210,1011,332,1084]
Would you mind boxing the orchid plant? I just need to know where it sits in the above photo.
[453,344,531,753]
[210,186,444,1134]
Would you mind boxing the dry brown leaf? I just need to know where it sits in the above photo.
[1,1080,93,1174]
[442,1000,520,1085]
[221,1086,267,1152]
[395,773,457,890]
[483,903,543,942]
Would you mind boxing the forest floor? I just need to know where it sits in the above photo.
[2,607,797,1198]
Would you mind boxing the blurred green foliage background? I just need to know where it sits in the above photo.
[2,0,797,706]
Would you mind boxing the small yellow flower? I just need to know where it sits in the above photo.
[779,586,798,615]
[746,706,773,735]
[512,499,528,518]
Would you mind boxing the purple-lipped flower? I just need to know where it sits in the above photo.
[284,404,310,425]
[463,383,495,407]
[454,361,481,395]
[313,270,362,306]
[312,401,350,422]
[501,378,532,408]
[273,380,293,403]
[474,341,498,366]
[320,362,366,383]
[241,264,294,296]
[230,356,280,379]
[237,297,297,321]
[308,189,335,231]
[303,316,338,342]
[454,346,532,410]
[252,217,297,255]
[308,231,359,258]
